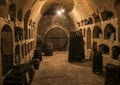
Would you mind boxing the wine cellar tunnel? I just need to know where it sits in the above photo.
[1,0,120,85]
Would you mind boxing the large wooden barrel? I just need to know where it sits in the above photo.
[45,28,68,51]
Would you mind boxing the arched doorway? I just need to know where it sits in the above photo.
[93,26,102,38]
[104,24,116,40]
[1,25,13,76]
[87,28,91,49]
[45,27,68,51]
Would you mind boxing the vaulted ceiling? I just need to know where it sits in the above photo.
[10,0,118,26]
[12,0,116,15]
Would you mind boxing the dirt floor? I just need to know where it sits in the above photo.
[31,51,104,85]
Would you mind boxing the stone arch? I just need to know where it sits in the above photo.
[104,24,116,40]
[44,27,68,51]
[92,13,100,23]
[93,26,102,38]
[84,19,88,25]
[9,3,16,22]
[88,17,93,24]
[1,24,13,76]
[98,44,110,54]
[17,9,23,21]
[24,10,31,39]
[112,46,120,59]
[101,10,114,21]
[87,28,91,49]
[15,27,23,42]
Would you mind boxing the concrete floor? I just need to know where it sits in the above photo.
[31,51,104,85]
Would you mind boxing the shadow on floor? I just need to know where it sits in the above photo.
[69,59,92,68]
[69,59,105,78]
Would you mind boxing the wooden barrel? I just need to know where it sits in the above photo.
[45,28,68,51]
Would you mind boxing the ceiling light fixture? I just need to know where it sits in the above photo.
[56,10,62,16]
[56,8,65,16]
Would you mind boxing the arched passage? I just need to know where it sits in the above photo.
[104,24,116,40]
[1,24,13,76]
[93,26,102,38]
[9,3,16,22]
[24,10,31,39]
[87,28,91,49]
[45,27,68,51]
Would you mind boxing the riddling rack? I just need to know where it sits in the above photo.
[68,31,85,62]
